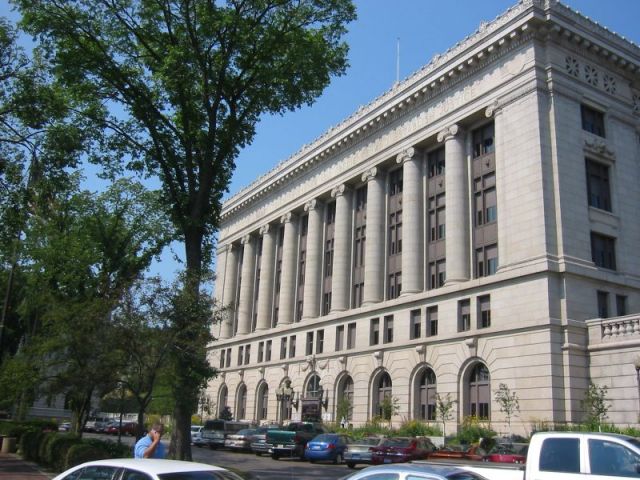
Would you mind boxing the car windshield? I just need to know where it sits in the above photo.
[384,438,412,447]
[358,437,384,445]
[312,434,335,442]
[159,471,243,480]
[236,429,254,436]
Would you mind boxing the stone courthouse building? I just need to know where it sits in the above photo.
[207,0,640,434]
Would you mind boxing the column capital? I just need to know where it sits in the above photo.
[280,212,296,224]
[304,199,321,212]
[485,100,503,118]
[331,184,350,198]
[437,123,462,143]
[241,234,253,245]
[361,166,378,183]
[259,224,271,236]
[216,244,231,254]
[395,146,417,164]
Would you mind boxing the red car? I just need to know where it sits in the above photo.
[428,445,485,461]
[106,422,138,436]
[370,437,436,465]
[483,443,527,464]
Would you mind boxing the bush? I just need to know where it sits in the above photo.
[453,416,496,445]
[65,443,111,469]
[37,432,58,465]
[19,429,44,461]
[83,438,131,458]
[397,420,442,437]
[47,434,81,471]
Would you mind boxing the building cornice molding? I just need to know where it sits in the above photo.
[220,0,640,223]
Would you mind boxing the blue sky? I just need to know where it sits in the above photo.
[3,0,639,282]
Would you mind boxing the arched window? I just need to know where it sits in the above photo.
[373,372,392,418]
[257,384,268,421]
[468,364,490,419]
[416,368,437,421]
[218,385,228,417]
[306,374,322,398]
[237,384,247,420]
[337,376,354,421]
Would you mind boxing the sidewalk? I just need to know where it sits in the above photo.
[0,452,54,479]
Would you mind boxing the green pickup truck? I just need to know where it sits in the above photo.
[266,422,328,460]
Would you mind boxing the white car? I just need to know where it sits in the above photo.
[52,458,243,480]
[191,425,205,446]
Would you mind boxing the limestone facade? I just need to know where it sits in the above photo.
[207,0,640,434]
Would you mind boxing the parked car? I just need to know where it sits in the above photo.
[250,425,281,456]
[191,425,205,446]
[225,428,258,451]
[52,458,243,480]
[94,420,110,433]
[482,443,527,464]
[344,436,387,468]
[304,433,351,464]
[342,463,490,480]
[267,422,328,460]
[429,445,485,462]
[370,437,436,464]
[202,419,254,449]
[83,416,110,432]
[106,421,138,436]
[58,422,71,432]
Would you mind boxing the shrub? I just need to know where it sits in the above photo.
[37,432,58,465]
[48,434,82,471]
[65,443,110,469]
[20,429,44,461]
[397,420,442,437]
[83,438,131,458]
[454,416,496,445]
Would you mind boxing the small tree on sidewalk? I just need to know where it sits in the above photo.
[494,383,520,435]
[436,393,456,437]
[582,383,610,431]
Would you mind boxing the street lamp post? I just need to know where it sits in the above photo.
[634,356,640,421]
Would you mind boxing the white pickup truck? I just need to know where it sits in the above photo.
[420,431,640,480]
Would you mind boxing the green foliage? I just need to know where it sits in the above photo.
[581,383,611,429]
[19,428,44,461]
[397,420,442,437]
[37,431,58,465]
[454,416,496,445]
[494,383,520,429]
[436,393,456,437]
[336,397,352,425]
[46,434,82,471]
[65,443,111,469]
[219,406,233,421]
[379,395,400,427]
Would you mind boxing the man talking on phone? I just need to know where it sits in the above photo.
[134,422,166,458]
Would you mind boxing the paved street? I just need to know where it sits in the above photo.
[85,434,355,480]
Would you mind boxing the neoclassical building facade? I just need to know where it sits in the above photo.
[206,0,640,434]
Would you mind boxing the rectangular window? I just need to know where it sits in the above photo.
[459,299,471,332]
[316,329,324,354]
[370,318,380,346]
[597,290,609,318]
[473,123,495,158]
[581,104,605,137]
[478,295,491,329]
[540,438,580,473]
[347,323,356,349]
[427,306,438,337]
[586,159,611,211]
[427,147,445,178]
[258,342,264,363]
[219,349,225,368]
[238,346,244,366]
[429,260,446,290]
[306,332,314,356]
[322,292,331,316]
[474,174,497,226]
[265,340,272,362]
[476,244,498,278]
[226,349,231,367]
[244,345,251,364]
[336,325,345,351]
[280,337,287,360]
[383,316,394,344]
[410,309,421,340]
[296,300,304,322]
[591,232,616,270]
[388,272,402,299]
[616,295,627,316]
[289,335,296,358]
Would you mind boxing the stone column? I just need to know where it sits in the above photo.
[330,184,352,312]
[216,244,232,339]
[278,213,298,325]
[438,124,469,283]
[362,167,385,305]
[221,243,239,339]
[237,234,256,335]
[396,147,423,294]
[256,224,275,331]
[302,199,323,320]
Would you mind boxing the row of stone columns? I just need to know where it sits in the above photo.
[216,124,471,339]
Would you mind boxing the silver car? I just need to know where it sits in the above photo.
[344,436,387,468]
[341,463,490,480]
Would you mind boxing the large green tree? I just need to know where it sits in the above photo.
[14,0,356,458]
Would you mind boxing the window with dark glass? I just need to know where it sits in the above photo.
[410,309,421,339]
[428,260,446,289]
[581,104,605,137]
[289,335,296,358]
[280,337,287,360]
[370,318,380,346]
[336,325,345,351]
[238,346,244,366]
[459,299,471,332]
[258,342,264,363]
[473,122,495,158]
[427,147,445,178]
[586,159,611,211]
[476,244,498,277]
[316,329,324,354]
[383,316,394,344]
[591,232,616,270]
[429,194,446,242]
[478,295,491,329]
[244,345,250,364]
[353,186,367,308]
[468,363,490,419]
[474,173,497,226]
[418,369,437,421]
[427,306,438,337]
[617,295,628,316]
[347,322,356,349]
[226,349,231,367]
[219,349,225,368]
[306,332,314,356]
[388,272,402,300]
[265,340,272,362]
[597,290,609,318]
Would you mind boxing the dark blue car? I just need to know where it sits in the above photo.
[304,433,351,464]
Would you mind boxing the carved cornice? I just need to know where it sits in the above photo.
[437,124,462,143]
[361,167,378,183]
[396,146,417,165]
[584,135,615,159]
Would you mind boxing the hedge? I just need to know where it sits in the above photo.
[20,429,44,461]
[65,443,111,469]
[47,434,82,471]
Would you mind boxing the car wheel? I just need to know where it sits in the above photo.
[272,453,280,460]
[347,462,356,469]
[333,453,343,465]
